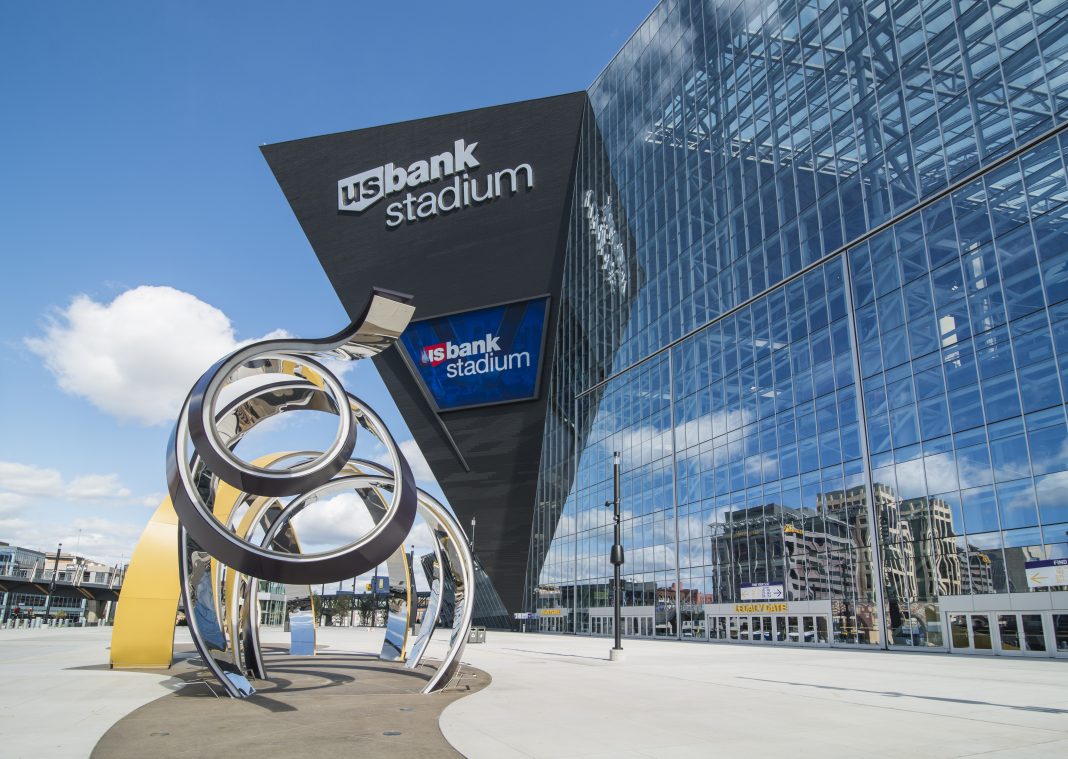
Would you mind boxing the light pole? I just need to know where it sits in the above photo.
[370,564,380,629]
[409,544,418,630]
[350,575,356,627]
[470,516,477,553]
[43,542,62,621]
[608,451,624,661]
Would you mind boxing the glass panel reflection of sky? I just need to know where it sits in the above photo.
[526,0,1068,646]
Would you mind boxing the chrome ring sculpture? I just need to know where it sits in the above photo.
[167,288,474,698]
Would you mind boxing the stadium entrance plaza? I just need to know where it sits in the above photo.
[1,626,1065,758]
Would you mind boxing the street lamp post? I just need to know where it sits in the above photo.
[470,516,476,553]
[43,542,62,622]
[409,544,418,631]
[608,451,624,661]
[370,564,380,629]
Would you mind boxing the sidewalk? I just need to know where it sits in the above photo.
[441,632,1068,759]
[4,625,1067,758]
[0,626,184,759]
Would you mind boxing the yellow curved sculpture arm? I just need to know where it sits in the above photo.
[110,452,298,668]
[109,496,182,668]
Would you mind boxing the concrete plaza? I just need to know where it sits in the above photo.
[1,626,1066,758]
[445,633,1068,758]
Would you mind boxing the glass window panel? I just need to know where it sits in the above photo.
[1028,421,1068,475]
[1019,359,1063,412]
[915,364,947,399]
[996,479,1040,529]
[981,372,1023,422]
[1036,472,1068,524]
[999,614,1021,650]
[1022,615,1046,652]
[891,406,921,448]
[919,395,951,440]
[972,615,993,649]
[956,441,995,488]
[932,260,967,307]
[949,385,986,432]
[989,434,1032,482]
[950,614,969,647]
[925,452,960,493]
[962,486,1001,533]
[1054,615,1068,653]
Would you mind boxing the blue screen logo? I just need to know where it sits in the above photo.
[399,297,549,411]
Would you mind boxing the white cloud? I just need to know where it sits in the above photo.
[287,493,440,591]
[289,491,437,558]
[0,516,142,565]
[0,461,132,500]
[290,491,378,550]
[25,286,287,426]
[0,493,25,515]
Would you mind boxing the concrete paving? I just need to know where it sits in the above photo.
[441,633,1068,759]
[0,626,185,759]
[93,640,488,759]
[0,625,481,759]
[4,625,1067,758]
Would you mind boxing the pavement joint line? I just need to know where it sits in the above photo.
[685,677,1068,734]
[955,736,1068,758]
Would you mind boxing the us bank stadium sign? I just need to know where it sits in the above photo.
[398,296,550,412]
[337,139,534,228]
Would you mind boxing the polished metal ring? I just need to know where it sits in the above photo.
[169,385,417,585]
[187,352,355,497]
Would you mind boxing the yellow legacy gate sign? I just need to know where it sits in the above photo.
[733,603,788,613]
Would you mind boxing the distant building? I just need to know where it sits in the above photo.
[1,541,123,623]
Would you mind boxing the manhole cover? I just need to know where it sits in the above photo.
[383,731,402,736]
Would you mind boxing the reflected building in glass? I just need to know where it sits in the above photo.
[526,0,1068,657]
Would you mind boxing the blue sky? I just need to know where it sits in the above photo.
[0,2,654,574]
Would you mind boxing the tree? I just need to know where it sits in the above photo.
[356,595,376,626]
[328,594,355,626]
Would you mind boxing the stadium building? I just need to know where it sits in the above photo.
[264,0,1068,656]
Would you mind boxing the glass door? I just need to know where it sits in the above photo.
[1054,614,1068,658]
[948,613,994,654]
[786,615,800,644]
[996,613,1048,656]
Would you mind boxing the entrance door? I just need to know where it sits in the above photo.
[1054,614,1068,658]
[995,613,1047,656]
[949,613,994,654]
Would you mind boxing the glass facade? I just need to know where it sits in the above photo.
[526,0,1068,655]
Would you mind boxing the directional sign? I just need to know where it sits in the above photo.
[740,582,785,601]
[1025,558,1068,589]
